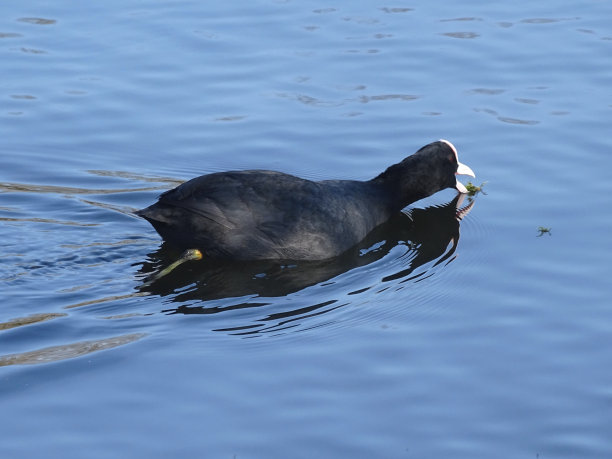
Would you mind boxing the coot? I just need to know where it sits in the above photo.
[137,139,474,261]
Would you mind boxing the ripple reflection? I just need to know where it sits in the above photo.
[0,333,146,367]
[138,195,476,337]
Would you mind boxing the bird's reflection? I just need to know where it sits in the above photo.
[137,194,474,335]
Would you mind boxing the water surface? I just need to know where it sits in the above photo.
[2,1,612,457]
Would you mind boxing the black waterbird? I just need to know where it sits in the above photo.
[137,140,475,278]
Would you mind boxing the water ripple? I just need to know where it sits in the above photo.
[17,17,57,25]
[0,333,146,367]
[0,313,67,331]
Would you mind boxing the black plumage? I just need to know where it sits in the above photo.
[136,140,474,260]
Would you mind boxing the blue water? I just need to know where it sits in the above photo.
[2,1,612,457]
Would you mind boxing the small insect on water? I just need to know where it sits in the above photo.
[537,226,552,237]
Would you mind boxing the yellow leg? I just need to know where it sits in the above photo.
[144,249,203,285]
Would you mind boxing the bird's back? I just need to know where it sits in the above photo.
[137,170,389,260]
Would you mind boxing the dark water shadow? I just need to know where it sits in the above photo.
[137,194,475,336]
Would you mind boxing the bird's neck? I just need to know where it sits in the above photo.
[370,155,432,211]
